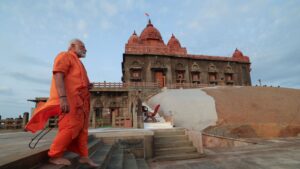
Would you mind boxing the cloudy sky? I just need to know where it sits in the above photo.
[1,0,300,118]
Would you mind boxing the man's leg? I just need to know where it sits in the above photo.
[68,127,99,167]
[48,114,82,165]
[66,108,99,167]
[67,128,88,156]
[48,128,74,165]
[75,126,99,167]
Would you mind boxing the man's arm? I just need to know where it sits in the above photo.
[54,72,69,113]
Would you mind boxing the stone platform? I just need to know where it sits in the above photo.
[149,137,300,169]
[0,130,57,164]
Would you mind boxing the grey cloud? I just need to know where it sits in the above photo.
[9,72,50,85]
[15,54,51,67]
[34,88,50,95]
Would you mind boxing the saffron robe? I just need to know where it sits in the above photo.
[25,51,90,157]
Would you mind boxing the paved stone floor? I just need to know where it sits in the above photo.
[0,130,57,162]
[149,137,300,169]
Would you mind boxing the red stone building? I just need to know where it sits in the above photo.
[122,20,251,87]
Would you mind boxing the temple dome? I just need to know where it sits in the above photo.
[167,34,182,48]
[232,48,244,58]
[127,31,139,44]
[140,19,164,44]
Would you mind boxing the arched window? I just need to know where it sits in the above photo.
[190,62,201,84]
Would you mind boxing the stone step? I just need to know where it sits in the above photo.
[154,130,185,136]
[144,122,173,129]
[77,144,113,169]
[155,146,197,156]
[136,159,149,169]
[106,146,124,169]
[154,140,193,149]
[153,152,205,162]
[36,138,102,169]
[123,153,138,169]
[154,135,188,143]
[152,127,185,133]
[88,134,96,142]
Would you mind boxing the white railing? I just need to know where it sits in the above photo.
[92,82,160,89]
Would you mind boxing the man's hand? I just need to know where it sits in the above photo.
[59,97,70,113]
[54,72,69,113]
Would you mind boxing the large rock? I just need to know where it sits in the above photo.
[148,88,218,131]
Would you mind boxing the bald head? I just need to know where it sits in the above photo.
[68,39,87,58]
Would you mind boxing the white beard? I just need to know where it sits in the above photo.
[76,50,86,58]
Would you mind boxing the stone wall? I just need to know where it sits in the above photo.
[202,133,255,148]
[203,86,300,138]
[122,54,251,86]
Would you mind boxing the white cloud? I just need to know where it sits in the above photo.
[63,0,76,11]
[77,19,87,32]
[0,86,13,95]
[100,1,118,17]
[99,19,112,30]
[83,32,89,39]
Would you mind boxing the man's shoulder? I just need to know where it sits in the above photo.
[55,51,72,61]
[56,51,71,58]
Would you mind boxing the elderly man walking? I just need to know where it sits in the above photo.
[25,39,98,167]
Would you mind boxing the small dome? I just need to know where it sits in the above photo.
[127,31,139,44]
[167,34,182,48]
[140,19,164,43]
[232,48,244,58]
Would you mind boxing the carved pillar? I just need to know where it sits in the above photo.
[22,112,29,128]
[112,109,116,127]
[137,94,144,129]
[92,110,96,128]
[132,104,138,128]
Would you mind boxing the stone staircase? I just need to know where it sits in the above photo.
[35,136,149,169]
[152,128,204,161]
[1,135,149,169]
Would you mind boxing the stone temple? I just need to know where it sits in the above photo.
[122,19,251,87]
[29,19,253,129]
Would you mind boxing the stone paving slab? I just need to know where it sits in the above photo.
[0,130,57,162]
[149,137,300,169]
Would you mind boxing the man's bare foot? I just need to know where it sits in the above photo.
[49,157,71,166]
[79,157,99,167]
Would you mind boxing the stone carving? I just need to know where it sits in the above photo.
[225,64,234,74]
[176,63,185,71]
[208,63,217,73]
[191,62,201,72]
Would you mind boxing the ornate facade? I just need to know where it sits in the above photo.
[122,20,251,87]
